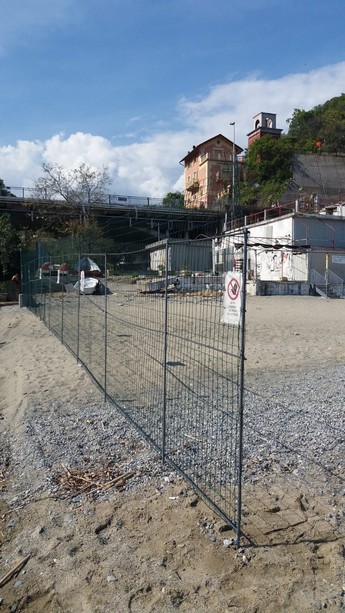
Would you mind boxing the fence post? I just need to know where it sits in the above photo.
[236,229,248,548]
[48,255,52,330]
[61,273,64,344]
[104,253,108,401]
[39,246,43,321]
[77,255,81,363]
[162,239,169,462]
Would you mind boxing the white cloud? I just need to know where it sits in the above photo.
[0,140,44,188]
[1,62,345,197]
[178,62,345,146]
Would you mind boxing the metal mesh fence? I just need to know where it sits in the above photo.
[20,237,345,551]
[21,236,246,541]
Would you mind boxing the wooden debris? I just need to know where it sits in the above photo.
[55,464,136,497]
[0,554,31,588]
[102,471,135,491]
[184,433,202,442]
[1,505,24,520]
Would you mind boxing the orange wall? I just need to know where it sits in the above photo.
[184,137,235,209]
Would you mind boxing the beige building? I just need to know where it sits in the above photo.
[179,134,243,210]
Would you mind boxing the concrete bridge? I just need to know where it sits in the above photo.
[0,188,225,242]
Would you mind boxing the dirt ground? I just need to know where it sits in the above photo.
[0,298,344,612]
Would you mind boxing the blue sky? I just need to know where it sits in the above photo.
[1,0,345,196]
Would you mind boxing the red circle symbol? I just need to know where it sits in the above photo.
[227,277,240,301]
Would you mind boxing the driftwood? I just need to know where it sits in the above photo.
[55,464,136,497]
[102,471,135,491]
[0,554,31,588]
[1,506,24,519]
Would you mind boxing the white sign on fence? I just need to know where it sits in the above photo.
[332,255,345,264]
[221,271,242,326]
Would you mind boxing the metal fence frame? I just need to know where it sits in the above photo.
[21,235,247,545]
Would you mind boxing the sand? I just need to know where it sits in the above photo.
[0,296,344,612]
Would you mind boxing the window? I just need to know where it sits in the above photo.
[214,148,225,159]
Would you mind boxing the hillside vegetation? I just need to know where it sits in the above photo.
[287,93,345,154]
[240,93,345,208]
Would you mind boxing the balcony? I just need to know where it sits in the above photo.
[215,168,232,183]
[186,178,199,192]
[199,153,209,164]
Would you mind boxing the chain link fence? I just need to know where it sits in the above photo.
[21,236,247,543]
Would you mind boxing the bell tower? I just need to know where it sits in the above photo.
[247,112,282,149]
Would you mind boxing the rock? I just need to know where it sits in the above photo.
[223,538,234,547]
[106,575,116,582]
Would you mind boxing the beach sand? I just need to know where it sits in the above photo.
[0,296,344,612]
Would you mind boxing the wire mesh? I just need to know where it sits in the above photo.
[163,287,242,517]
[20,239,345,551]
[21,236,246,538]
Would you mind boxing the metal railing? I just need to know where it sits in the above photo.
[21,236,247,544]
[310,268,325,286]
[327,269,344,297]
[0,186,165,208]
[311,267,344,297]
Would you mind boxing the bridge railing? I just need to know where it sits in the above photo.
[0,186,165,208]
[0,186,36,199]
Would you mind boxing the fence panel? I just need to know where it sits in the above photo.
[163,240,244,528]
[105,279,166,449]
[76,256,107,376]
[21,236,247,540]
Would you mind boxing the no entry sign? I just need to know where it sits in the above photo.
[221,271,242,325]
[226,277,241,301]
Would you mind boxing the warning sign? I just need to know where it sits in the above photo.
[226,277,241,301]
[221,271,242,326]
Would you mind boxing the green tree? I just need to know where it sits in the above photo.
[245,136,293,184]
[61,218,115,252]
[33,163,111,223]
[241,136,293,208]
[162,191,185,208]
[0,214,20,277]
[287,94,345,153]
[0,177,13,197]
[238,181,260,207]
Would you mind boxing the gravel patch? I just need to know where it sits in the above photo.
[243,365,344,498]
[3,364,344,523]
[3,400,173,509]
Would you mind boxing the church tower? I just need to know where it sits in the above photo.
[247,112,282,149]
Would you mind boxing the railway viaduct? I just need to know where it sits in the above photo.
[0,190,225,243]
